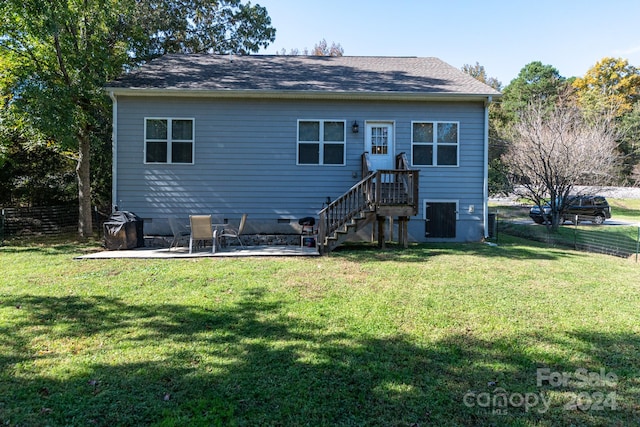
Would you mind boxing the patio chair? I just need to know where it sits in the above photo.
[189,215,217,254]
[219,214,247,248]
[168,217,190,250]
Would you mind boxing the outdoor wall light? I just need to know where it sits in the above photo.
[352,121,359,133]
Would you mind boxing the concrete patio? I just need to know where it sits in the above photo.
[76,244,320,259]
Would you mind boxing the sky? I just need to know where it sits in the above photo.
[256,0,640,88]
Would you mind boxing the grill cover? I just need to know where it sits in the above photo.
[298,217,315,226]
[103,211,144,250]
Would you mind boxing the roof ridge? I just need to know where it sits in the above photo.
[107,54,502,97]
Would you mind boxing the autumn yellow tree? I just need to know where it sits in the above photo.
[572,57,640,116]
[311,39,344,56]
[573,57,640,183]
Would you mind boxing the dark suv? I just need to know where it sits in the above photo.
[529,195,612,225]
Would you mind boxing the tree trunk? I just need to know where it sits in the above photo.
[77,131,93,238]
[550,212,561,232]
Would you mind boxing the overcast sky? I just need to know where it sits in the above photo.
[256,0,640,87]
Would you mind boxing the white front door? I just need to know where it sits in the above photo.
[365,122,395,172]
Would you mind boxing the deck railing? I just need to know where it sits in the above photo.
[317,171,376,252]
[318,152,418,252]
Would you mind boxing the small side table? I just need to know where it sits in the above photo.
[301,234,317,248]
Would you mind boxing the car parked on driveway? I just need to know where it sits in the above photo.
[529,195,612,225]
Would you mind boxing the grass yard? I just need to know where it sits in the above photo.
[489,198,640,259]
[609,198,640,222]
[1,238,639,426]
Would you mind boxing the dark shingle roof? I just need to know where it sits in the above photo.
[106,54,501,98]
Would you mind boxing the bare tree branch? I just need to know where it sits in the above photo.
[503,96,621,230]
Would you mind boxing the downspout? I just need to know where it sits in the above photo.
[109,91,118,212]
[483,96,492,238]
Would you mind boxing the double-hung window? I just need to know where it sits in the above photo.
[297,120,346,165]
[411,121,459,166]
[145,118,194,164]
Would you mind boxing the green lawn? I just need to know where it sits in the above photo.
[1,239,639,426]
[490,199,640,259]
[609,198,640,222]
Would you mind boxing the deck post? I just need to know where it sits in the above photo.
[399,216,409,248]
[377,215,386,248]
[318,211,326,254]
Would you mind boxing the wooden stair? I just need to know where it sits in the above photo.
[324,211,377,251]
[317,153,419,254]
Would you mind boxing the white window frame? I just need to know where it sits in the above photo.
[296,119,346,166]
[411,121,460,167]
[144,117,195,164]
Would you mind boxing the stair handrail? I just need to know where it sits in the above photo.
[318,171,376,253]
[396,152,410,170]
[362,152,373,178]
[394,152,418,204]
[317,152,419,253]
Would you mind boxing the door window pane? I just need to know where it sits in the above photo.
[371,127,388,155]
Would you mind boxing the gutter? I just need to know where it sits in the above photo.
[483,96,492,238]
[108,91,118,212]
[103,87,499,103]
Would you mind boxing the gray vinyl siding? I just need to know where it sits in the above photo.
[114,96,487,240]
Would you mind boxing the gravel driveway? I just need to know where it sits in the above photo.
[573,186,640,199]
[493,186,640,203]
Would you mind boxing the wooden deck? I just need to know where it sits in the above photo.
[317,152,419,253]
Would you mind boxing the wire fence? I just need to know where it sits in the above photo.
[0,205,109,244]
[490,213,640,262]
[1,205,77,239]
[2,205,638,262]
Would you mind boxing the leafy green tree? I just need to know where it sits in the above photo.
[616,102,640,183]
[461,62,511,195]
[461,62,502,91]
[0,0,275,238]
[483,61,568,196]
[133,0,276,60]
[501,61,566,119]
[0,138,76,206]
